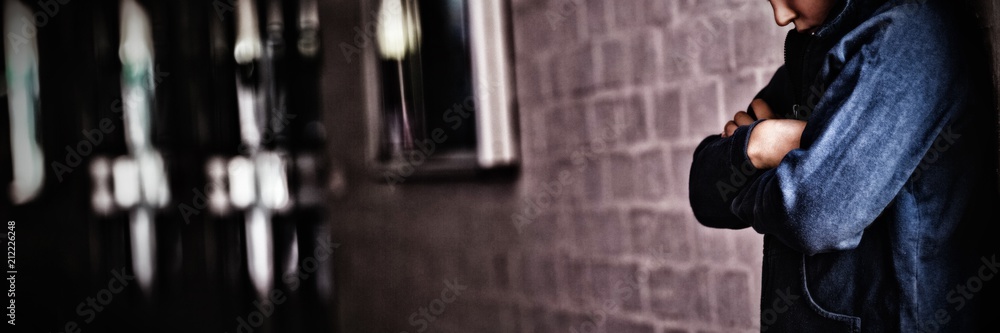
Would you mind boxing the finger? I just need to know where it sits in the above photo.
[723,121,737,138]
[734,111,754,126]
[751,99,775,119]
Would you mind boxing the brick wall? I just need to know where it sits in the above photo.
[325,0,788,332]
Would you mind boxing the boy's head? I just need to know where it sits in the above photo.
[768,0,837,33]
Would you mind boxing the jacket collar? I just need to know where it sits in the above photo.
[812,0,886,39]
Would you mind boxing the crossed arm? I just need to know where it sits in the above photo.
[721,99,805,170]
[686,68,805,231]
[688,20,965,255]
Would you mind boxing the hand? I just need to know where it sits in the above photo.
[722,99,772,138]
[721,99,806,169]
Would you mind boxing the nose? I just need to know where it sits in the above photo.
[770,0,797,27]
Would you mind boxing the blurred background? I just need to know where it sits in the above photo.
[1,0,998,333]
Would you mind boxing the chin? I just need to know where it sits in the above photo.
[794,24,819,34]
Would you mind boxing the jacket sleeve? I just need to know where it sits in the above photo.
[688,127,763,229]
[730,13,969,255]
[688,66,789,229]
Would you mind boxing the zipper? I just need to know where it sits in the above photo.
[783,30,815,119]
[797,39,815,118]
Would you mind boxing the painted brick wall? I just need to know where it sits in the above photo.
[325,0,788,332]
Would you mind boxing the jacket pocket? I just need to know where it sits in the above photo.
[760,236,862,333]
[798,254,862,333]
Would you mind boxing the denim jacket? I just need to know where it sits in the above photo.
[688,0,999,331]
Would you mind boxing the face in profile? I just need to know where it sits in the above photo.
[768,0,837,33]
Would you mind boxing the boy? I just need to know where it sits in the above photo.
[689,0,999,331]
